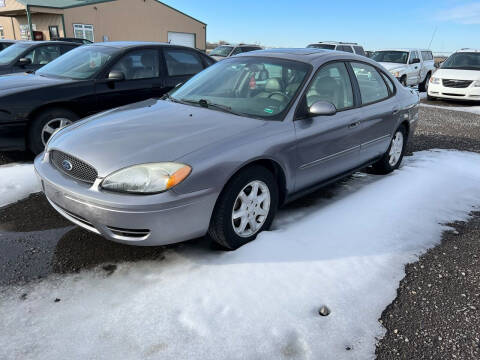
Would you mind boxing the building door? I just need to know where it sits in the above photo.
[167,32,195,48]
[49,26,59,39]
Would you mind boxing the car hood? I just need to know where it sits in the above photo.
[378,62,407,72]
[49,99,266,177]
[433,68,480,81]
[0,73,74,96]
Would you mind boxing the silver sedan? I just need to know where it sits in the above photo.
[35,49,419,250]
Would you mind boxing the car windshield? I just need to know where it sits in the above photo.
[442,52,480,70]
[307,44,335,50]
[36,46,117,79]
[0,43,29,65]
[372,51,409,64]
[210,46,233,57]
[170,57,310,120]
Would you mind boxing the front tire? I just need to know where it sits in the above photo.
[400,76,407,87]
[372,125,407,174]
[419,73,431,92]
[208,165,278,250]
[29,108,78,155]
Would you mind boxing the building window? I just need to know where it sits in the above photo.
[73,24,94,42]
[0,26,4,39]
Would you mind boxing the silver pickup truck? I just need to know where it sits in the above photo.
[372,49,435,91]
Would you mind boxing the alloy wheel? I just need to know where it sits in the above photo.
[41,118,72,146]
[231,180,271,238]
[389,131,404,167]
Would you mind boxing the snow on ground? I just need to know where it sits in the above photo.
[0,164,40,208]
[420,102,480,115]
[1,150,480,360]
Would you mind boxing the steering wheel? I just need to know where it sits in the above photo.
[267,92,289,102]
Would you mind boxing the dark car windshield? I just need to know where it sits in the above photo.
[171,57,310,120]
[210,46,233,57]
[0,43,30,65]
[372,51,409,64]
[307,44,335,50]
[37,46,117,79]
[442,52,480,70]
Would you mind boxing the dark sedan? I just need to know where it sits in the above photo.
[0,40,17,51]
[0,41,79,75]
[0,41,215,154]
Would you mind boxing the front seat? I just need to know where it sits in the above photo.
[307,76,343,109]
[255,78,284,98]
[133,53,156,79]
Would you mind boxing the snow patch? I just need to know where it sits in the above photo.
[0,164,40,208]
[1,150,480,360]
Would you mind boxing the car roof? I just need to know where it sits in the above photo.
[236,48,366,64]
[376,48,431,52]
[456,48,480,53]
[11,40,80,46]
[88,41,175,49]
[310,42,360,46]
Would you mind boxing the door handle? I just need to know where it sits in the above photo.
[392,107,400,115]
[348,121,361,129]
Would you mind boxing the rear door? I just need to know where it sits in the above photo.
[349,61,396,162]
[94,47,163,111]
[161,47,208,91]
[294,61,363,191]
[407,51,421,85]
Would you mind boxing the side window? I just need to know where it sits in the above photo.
[351,62,389,104]
[24,45,62,65]
[60,45,77,54]
[338,45,354,53]
[306,62,354,110]
[231,47,243,56]
[381,72,395,94]
[164,49,204,76]
[353,46,366,56]
[111,49,160,80]
[410,51,419,63]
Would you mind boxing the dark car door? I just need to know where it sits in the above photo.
[294,61,364,191]
[161,47,209,91]
[17,44,64,72]
[348,62,396,162]
[94,47,164,111]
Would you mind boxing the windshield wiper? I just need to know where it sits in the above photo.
[181,98,246,117]
[162,93,185,103]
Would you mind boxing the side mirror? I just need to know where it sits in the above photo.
[18,57,32,66]
[410,58,420,64]
[108,70,125,81]
[309,101,337,116]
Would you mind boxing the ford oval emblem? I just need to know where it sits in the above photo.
[62,160,73,171]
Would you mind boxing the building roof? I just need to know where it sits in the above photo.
[15,0,206,24]
[17,0,115,8]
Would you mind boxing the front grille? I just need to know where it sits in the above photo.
[442,93,465,97]
[442,79,473,88]
[50,150,98,184]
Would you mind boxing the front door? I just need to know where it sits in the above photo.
[95,48,164,112]
[407,51,421,85]
[294,62,363,191]
[349,62,396,162]
[16,44,63,72]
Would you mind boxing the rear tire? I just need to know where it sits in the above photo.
[418,73,431,92]
[372,125,407,174]
[29,108,78,155]
[208,165,278,250]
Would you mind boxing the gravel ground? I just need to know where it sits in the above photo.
[376,104,480,359]
[1,102,480,358]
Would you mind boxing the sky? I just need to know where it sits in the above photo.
[162,0,480,53]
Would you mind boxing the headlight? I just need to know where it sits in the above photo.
[101,163,191,194]
[430,77,441,84]
[473,80,480,87]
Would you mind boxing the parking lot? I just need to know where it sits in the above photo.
[1,96,480,359]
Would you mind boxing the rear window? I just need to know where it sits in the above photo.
[353,46,366,56]
[307,44,336,50]
[164,49,204,76]
[338,45,354,53]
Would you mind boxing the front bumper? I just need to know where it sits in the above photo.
[428,82,480,101]
[34,153,218,246]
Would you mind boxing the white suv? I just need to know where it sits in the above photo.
[428,49,480,101]
[306,42,366,56]
[372,49,435,91]
[209,44,262,61]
